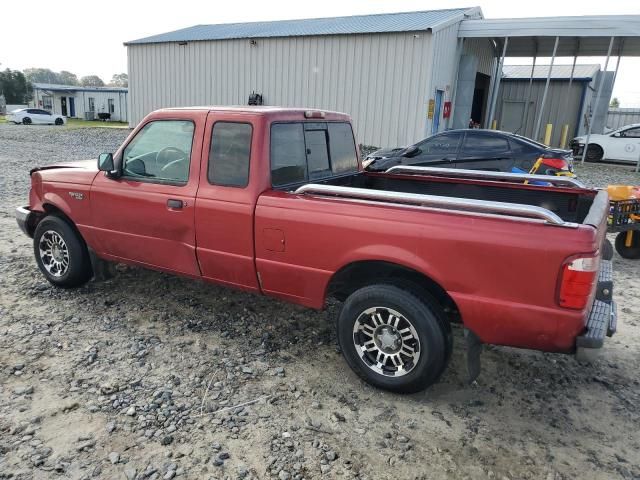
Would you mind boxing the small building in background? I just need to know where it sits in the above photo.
[494,65,612,147]
[31,83,129,122]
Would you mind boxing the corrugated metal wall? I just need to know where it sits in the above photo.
[428,22,461,132]
[128,32,434,147]
[607,108,640,129]
[462,38,494,76]
[495,80,587,146]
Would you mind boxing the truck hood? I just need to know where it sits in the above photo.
[31,159,100,185]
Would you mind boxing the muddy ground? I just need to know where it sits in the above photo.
[0,123,639,480]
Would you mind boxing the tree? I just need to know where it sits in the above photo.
[80,75,105,87]
[610,97,620,108]
[23,67,60,84]
[58,70,79,86]
[109,73,128,87]
[0,69,33,103]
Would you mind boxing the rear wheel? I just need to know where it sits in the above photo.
[615,231,640,259]
[33,215,93,288]
[54,118,64,126]
[585,144,603,162]
[22,117,32,125]
[337,284,449,393]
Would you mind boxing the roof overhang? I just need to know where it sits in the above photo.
[459,15,640,56]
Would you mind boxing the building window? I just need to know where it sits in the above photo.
[108,99,115,114]
[42,96,53,111]
[88,97,95,112]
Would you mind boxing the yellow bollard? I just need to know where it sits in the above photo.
[543,124,553,146]
[491,119,497,130]
[560,124,569,149]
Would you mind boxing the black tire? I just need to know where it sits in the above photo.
[602,238,614,261]
[337,284,449,393]
[615,231,640,259]
[585,144,603,162]
[33,215,93,288]
[22,117,32,125]
[54,117,64,126]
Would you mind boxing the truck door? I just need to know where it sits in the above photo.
[90,113,205,276]
[193,112,260,292]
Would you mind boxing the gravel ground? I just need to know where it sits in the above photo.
[1,123,640,480]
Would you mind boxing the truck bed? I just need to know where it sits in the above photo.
[320,170,598,224]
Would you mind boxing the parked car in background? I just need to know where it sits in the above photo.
[6,108,65,126]
[571,124,640,163]
[364,129,574,175]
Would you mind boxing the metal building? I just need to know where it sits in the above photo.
[31,83,129,122]
[125,8,483,146]
[126,10,640,149]
[494,65,609,148]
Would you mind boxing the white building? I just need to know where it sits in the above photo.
[125,9,640,147]
[31,83,128,122]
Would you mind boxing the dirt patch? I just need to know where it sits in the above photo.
[1,125,639,479]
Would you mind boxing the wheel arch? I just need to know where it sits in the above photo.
[325,260,461,323]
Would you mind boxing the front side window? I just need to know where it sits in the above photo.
[622,127,640,138]
[270,121,357,187]
[122,120,194,184]
[418,133,462,155]
[208,122,252,187]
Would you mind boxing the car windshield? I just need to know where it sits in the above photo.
[608,125,640,136]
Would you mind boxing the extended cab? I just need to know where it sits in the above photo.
[16,107,617,393]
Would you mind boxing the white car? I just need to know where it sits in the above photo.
[6,108,66,126]
[571,123,640,163]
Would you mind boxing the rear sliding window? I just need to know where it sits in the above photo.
[270,122,357,187]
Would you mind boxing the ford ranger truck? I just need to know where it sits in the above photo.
[16,107,617,393]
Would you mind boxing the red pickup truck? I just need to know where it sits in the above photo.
[16,107,617,393]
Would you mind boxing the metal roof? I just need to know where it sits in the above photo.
[126,8,480,45]
[459,16,640,56]
[502,64,600,80]
[33,83,128,93]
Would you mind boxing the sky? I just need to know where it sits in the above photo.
[2,0,640,106]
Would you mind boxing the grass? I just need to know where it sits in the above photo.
[65,118,129,129]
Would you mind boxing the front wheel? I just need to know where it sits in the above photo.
[585,144,603,162]
[615,231,640,259]
[337,284,449,393]
[54,118,64,126]
[22,117,32,125]
[33,215,93,288]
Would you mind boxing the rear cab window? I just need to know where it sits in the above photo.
[270,121,358,188]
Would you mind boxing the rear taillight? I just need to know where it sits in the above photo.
[558,254,600,309]
[541,158,569,171]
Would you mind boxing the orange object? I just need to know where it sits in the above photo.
[607,185,640,201]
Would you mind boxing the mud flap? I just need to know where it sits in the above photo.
[88,248,116,282]
[464,328,482,383]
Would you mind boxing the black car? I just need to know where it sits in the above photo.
[364,129,574,174]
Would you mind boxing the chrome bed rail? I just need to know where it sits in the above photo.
[384,165,587,189]
[294,183,572,226]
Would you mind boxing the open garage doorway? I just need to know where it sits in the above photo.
[471,73,490,127]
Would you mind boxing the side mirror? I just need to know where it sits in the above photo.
[403,146,421,158]
[612,132,621,138]
[98,153,114,172]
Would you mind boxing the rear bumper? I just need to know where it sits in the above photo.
[16,206,34,237]
[576,259,617,361]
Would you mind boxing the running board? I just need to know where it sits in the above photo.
[294,183,574,227]
[384,165,586,189]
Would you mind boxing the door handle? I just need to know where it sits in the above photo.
[167,199,183,209]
